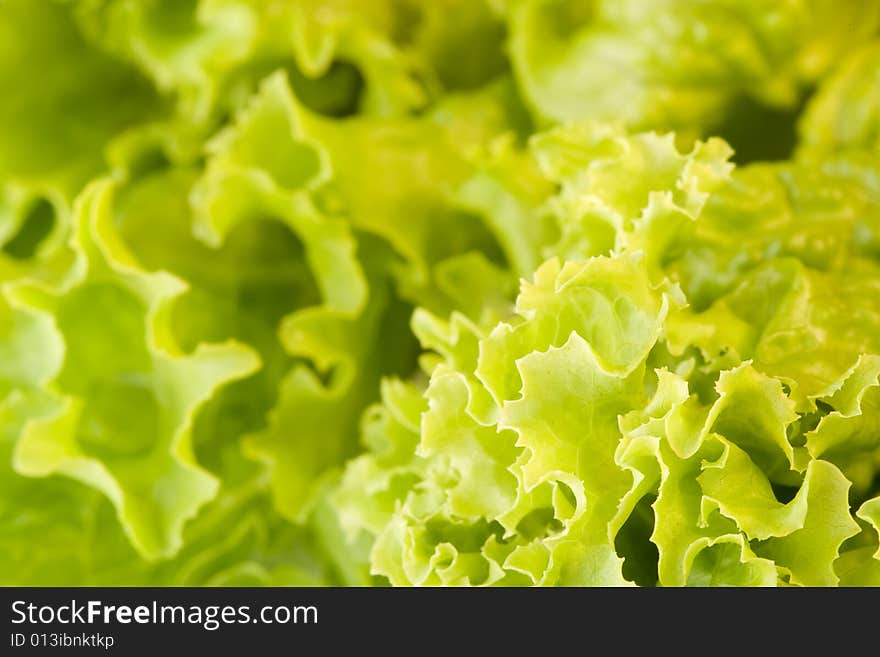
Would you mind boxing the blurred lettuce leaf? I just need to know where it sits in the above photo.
[504,0,880,142]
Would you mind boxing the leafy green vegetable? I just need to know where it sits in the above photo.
[2,0,879,586]
[503,0,880,139]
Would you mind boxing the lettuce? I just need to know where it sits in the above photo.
[503,0,880,140]
[333,123,880,586]
[2,0,880,586]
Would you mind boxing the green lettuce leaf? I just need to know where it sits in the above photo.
[331,124,875,586]
[8,180,259,558]
[504,0,880,141]
[0,0,163,199]
[798,42,880,157]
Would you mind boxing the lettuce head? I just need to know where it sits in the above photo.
[1,0,879,586]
